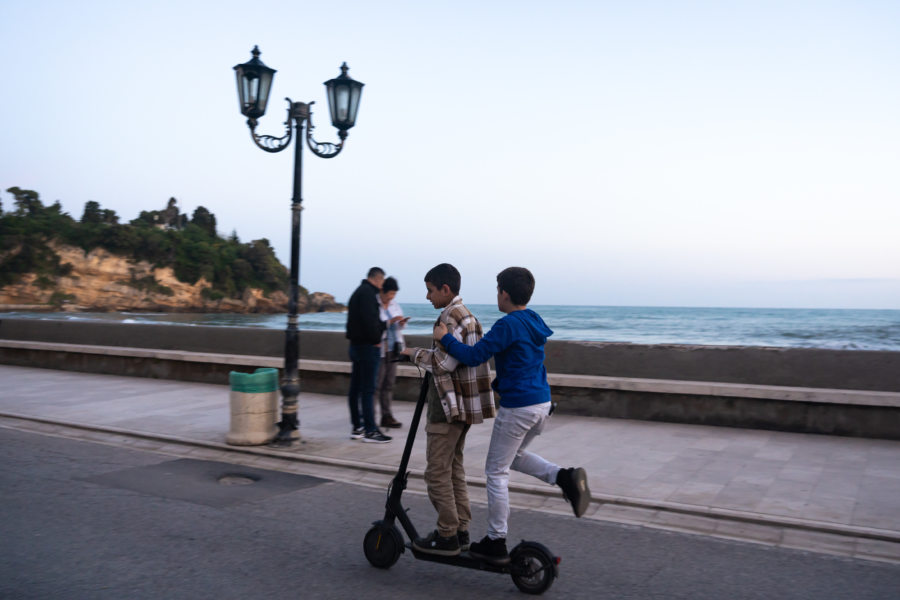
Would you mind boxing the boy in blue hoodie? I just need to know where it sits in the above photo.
[433,266,591,565]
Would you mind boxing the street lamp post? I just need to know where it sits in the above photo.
[233,45,364,444]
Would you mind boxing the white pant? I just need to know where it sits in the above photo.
[485,403,559,539]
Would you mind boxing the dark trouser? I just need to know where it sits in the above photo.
[376,355,398,421]
[348,343,381,433]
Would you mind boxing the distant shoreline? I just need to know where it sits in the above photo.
[0,304,345,315]
[0,305,58,312]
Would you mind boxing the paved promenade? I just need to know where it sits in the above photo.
[1,364,898,564]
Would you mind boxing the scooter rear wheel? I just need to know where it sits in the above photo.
[509,544,556,595]
[363,523,403,569]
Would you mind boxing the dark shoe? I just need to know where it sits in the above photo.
[468,535,510,565]
[413,530,460,556]
[457,530,470,551]
[380,417,403,429]
[350,427,364,440]
[557,467,591,517]
[362,429,392,443]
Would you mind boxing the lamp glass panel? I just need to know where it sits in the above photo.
[336,87,350,122]
[257,71,273,113]
[348,86,361,123]
[235,70,246,111]
[241,75,259,109]
[327,85,338,123]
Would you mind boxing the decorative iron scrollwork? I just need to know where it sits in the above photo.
[248,99,294,153]
[305,105,345,159]
[245,98,346,158]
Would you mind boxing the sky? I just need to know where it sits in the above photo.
[1,0,898,309]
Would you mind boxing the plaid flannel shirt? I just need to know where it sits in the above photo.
[410,296,496,424]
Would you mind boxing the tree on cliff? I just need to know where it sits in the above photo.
[0,188,291,301]
[0,188,75,287]
[81,201,119,225]
[244,238,289,291]
[8,187,43,216]
[81,201,102,224]
[191,206,217,238]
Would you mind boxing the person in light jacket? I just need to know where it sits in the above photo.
[376,276,408,429]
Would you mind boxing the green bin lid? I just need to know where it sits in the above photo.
[229,368,279,393]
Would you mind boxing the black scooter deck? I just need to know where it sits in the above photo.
[407,543,511,573]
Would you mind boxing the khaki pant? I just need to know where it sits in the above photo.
[375,356,397,421]
[424,421,471,538]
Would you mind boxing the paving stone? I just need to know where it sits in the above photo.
[666,481,726,505]
[756,497,812,517]
[777,465,823,484]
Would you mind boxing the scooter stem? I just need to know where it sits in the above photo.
[394,371,432,479]
[383,371,433,538]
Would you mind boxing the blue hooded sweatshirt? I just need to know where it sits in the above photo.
[441,308,553,408]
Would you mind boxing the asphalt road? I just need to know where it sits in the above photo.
[1,427,898,600]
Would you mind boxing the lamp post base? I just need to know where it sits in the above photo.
[273,378,300,446]
[272,414,300,447]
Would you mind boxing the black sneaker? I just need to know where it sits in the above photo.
[362,429,392,443]
[468,535,509,565]
[413,530,460,556]
[350,427,364,440]
[557,467,591,517]
[457,530,470,551]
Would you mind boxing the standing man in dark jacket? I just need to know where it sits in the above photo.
[346,267,392,443]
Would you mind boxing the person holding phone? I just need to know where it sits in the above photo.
[376,276,409,429]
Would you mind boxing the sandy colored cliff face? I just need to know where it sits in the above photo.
[0,243,342,314]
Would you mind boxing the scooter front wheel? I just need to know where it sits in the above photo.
[363,523,404,569]
[509,542,558,595]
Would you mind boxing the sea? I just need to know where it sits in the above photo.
[4,305,899,351]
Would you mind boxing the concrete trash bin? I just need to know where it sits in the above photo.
[226,368,279,445]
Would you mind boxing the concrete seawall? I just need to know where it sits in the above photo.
[2,318,898,439]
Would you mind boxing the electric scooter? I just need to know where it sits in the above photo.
[362,363,560,595]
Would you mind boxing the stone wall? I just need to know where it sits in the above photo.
[2,318,898,439]
[2,319,898,391]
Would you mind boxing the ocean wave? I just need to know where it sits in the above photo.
[4,306,899,351]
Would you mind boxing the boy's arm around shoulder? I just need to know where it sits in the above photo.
[407,313,461,375]
[441,317,512,366]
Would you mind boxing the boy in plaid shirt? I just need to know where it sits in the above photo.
[401,263,495,556]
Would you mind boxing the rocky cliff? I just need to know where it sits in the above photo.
[0,243,344,314]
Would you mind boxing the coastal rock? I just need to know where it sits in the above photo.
[0,243,344,314]
[307,292,344,313]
